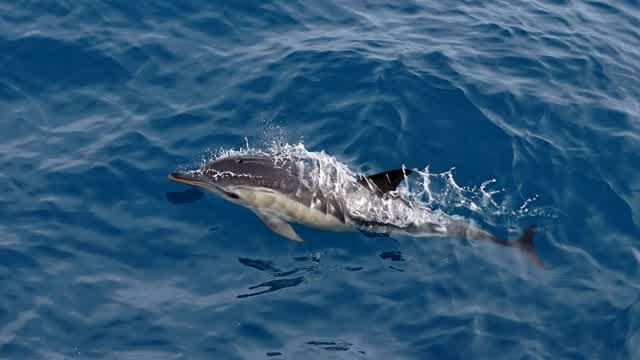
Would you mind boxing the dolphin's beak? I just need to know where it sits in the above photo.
[168,171,206,186]
[168,170,239,200]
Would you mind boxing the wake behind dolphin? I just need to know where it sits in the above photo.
[169,143,544,267]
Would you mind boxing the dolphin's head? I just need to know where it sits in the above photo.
[169,155,298,201]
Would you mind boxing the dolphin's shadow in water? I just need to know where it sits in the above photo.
[236,249,402,299]
[344,266,363,272]
[237,249,405,299]
[307,340,351,351]
[379,250,407,272]
[236,277,305,299]
[307,340,366,355]
[236,257,319,298]
[165,187,203,204]
[264,339,365,358]
[379,250,404,262]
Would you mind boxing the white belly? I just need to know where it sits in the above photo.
[230,187,353,231]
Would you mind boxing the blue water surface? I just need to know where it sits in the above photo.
[1,1,639,359]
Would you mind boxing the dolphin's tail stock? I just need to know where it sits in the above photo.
[512,226,544,268]
[446,221,544,268]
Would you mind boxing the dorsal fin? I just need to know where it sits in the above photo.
[358,168,413,194]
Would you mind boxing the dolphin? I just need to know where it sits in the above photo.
[169,154,543,267]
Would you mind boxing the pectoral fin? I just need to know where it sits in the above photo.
[256,213,304,242]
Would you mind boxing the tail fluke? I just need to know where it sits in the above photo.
[513,226,544,268]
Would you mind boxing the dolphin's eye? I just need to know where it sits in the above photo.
[221,189,239,199]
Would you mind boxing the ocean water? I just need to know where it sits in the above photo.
[1,1,639,359]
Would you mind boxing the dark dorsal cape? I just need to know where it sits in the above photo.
[358,168,413,195]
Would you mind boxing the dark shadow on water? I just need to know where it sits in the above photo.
[380,251,407,272]
[165,187,204,204]
[238,258,280,272]
[238,257,316,277]
[345,266,363,271]
[292,254,321,263]
[237,256,321,298]
[379,250,404,261]
[307,340,354,352]
[237,277,304,299]
[272,266,315,277]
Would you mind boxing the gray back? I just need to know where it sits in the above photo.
[205,155,304,194]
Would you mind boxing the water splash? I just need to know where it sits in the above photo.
[203,139,555,230]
